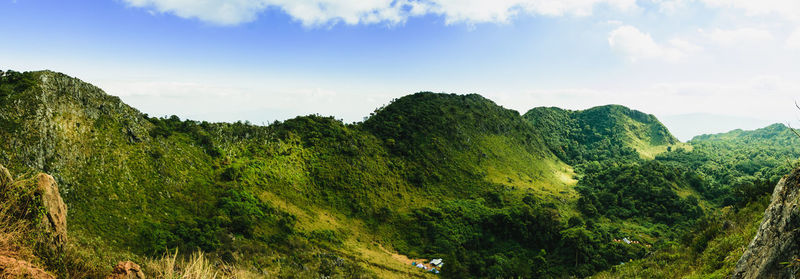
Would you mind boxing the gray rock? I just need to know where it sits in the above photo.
[733,169,800,279]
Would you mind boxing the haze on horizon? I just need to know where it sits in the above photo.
[2,0,799,141]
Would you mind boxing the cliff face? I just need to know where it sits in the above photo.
[733,168,800,279]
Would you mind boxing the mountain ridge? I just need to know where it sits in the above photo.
[0,69,745,278]
[523,104,681,164]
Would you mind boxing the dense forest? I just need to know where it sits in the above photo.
[0,70,797,278]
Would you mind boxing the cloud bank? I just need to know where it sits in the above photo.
[607,25,700,62]
[122,0,638,26]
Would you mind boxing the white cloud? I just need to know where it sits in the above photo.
[707,27,773,46]
[786,28,800,49]
[654,0,690,14]
[699,0,800,21]
[669,38,703,52]
[122,0,638,26]
[608,25,697,62]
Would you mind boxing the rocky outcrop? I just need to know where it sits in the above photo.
[106,261,145,279]
[732,168,800,279]
[0,165,67,257]
[0,255,55,279]
[34,173,68,251]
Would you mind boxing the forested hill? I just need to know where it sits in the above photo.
[0,70,582,278]
[360,92,571,197]
[594,123,800,278]
[0,69,793,279]
[524,105,679,164]
[656,123,800,206]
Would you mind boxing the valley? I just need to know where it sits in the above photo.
[1,69,799,278]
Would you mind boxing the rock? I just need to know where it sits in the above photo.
[0,255,56,279]
[35,173,67,250]
[107,261,145,279]
[732,169,800,279]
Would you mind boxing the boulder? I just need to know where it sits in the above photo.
[35,173,68,251]
[732,169,800,278]
[0,255,55,279]
[106,261,145,279]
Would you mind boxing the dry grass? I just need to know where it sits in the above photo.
[0,173,38,265]
[145,250,263,279]
[0,216,35,264]
[0,169,107,278]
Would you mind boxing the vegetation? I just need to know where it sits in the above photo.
[592,197,770,279]
[524,105,678,164]
[0,70,797,278]
[656,124,799,206]
[576,160,704,230]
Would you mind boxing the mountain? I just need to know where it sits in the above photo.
[361,93,575,203]
[656,123,800,205]
[658,113,774,142]
[0,70,583,278]
[4,69,788,279]
[590,123,800,278]
[523,105,681,165]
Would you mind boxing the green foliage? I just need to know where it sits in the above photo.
[524,105,677,164]
[0,70,38,98]
[138,187,296,255]
[1,71,797,278]
[593,197,769,278]
[147,115,221,157]
[576,160,704,227]
[656,124,799,206]
[362,93,553,191]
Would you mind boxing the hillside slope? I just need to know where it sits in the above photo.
[0,70,584,278]
[2,69,749,278]
[733,167,800,279]
[590,124,800,278]
[657,123,799,206]
[524,105,681,163]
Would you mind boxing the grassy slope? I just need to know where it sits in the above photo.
[592,124,800,278]
[0,72,577,277]
[361,93,577,210]
[3,70,755,278]
[523,105,686,163]
[591,197,769,279]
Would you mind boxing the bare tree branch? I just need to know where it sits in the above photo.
[788,123,800,139]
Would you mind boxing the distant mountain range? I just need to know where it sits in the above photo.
[658,113,775,142]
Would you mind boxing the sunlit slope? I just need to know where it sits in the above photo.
[361,93,577,202]
[0,72,576,277]
[524,105,684,163]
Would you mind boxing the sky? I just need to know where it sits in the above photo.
[2,0,800,141]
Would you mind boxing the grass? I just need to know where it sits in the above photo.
[591,197,769,278]
[0,166,109,278]
[2,72,773,278]
[145,250,262,279]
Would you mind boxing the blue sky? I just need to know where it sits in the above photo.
[2,0,800,140]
